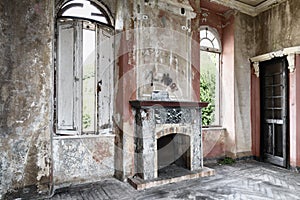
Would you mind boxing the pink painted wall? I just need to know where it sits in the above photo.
[203,129,225,159]
[250,65,260,158]
[289,55,300,168]
[221,15,236,157]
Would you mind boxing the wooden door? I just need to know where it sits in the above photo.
[260,57,288,167]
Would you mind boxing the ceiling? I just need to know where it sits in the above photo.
[237,0,268,7]
[209,0,287,16]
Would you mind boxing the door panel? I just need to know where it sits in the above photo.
[260,57,288,168]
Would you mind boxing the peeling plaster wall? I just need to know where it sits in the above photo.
[52,0,117,187]
[135,1,195,101]
[0,0,53,198]
[114,0,136,180]
[203,128,225,159]
[255,0,300,55]
[233,13,256,157]
[53,136,115,187]
[114,0,198,179]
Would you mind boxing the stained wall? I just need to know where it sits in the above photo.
[114,0,201,179]
[233,12,256,157]
[255,0,300,55]
[0,0,53,198]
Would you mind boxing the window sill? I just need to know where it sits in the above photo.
[202,126,225,131]
[53,128,115,139]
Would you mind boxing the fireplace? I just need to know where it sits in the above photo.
[129,100,213,187]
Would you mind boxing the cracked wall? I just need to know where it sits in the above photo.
[0,0,53,199]
[53,136,115,187]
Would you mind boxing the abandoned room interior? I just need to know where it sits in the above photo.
[1,0,300,199]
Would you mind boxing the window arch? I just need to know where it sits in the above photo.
[200,26,221,53]
[57,0,114,26]
[200,26,221,126]
[55,0,114,135]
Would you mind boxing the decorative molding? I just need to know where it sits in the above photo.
[253,62,260,77]
[255,0,287,14]
[287,54,295,73]
[210,0,288,17]
[250,46,300,77]
[210,0,256,16]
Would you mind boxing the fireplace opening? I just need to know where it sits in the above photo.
[157,133,191,178]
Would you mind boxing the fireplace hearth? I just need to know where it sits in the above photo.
[128,100,215,189]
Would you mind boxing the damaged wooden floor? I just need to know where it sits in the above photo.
[48,160,300,200]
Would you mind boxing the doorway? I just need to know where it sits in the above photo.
[260,57,288,167]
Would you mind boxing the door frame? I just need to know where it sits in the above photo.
[259,57,289,168]
[250,48,300,169]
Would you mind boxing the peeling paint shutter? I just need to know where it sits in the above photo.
[57,23,76,130]
[97,27,114,129]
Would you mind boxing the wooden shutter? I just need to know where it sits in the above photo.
[57,22,76,130]
[97,27,114,130]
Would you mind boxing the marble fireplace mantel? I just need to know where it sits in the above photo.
[129,100,208,181]
[129,100,208,108]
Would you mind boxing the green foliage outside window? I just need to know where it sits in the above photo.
[200,71,216,126]
[200,51,218,126]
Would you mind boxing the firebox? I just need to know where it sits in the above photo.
[157,133,191,178]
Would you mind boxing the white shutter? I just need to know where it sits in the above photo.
[97,27,114,130]
[57,23,75,130]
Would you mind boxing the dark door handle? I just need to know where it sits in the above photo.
[97,80,102,93]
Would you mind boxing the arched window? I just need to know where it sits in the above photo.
[200,27,221,53]
[57,0,113,25]
[55,0,114,135]
[200,26,221,126]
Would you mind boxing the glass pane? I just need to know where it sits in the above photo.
[274,110,282,119]
[207,31,214,41]
[265,62,282,74]
[274,98,282,108]
[264,87,272,97]
[200,39,213,49]
[200,30,206,39]
[212,39,220,50]
[264,110,273,119]
[200,51,220,126]
[274,86,282,96]
[62,1,108,24]
[273,74,282,85]
[264,124,273,154]
[264,76,273,86]
[265,98,273,108]
[82,29,96,132]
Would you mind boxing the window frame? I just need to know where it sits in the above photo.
[200,26,222,127]
[54,0,114,135]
